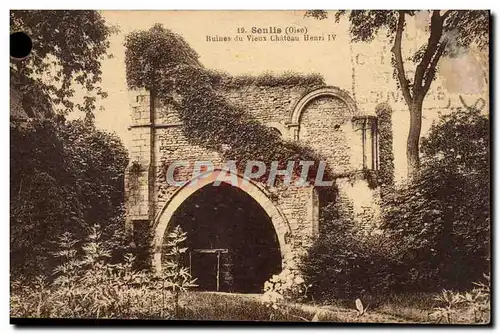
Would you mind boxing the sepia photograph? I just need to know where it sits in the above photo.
[9,9,490,324]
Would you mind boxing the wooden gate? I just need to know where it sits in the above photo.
[189,248,228,292]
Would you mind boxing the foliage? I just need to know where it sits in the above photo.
[381,106,489,291]
[10,225,195,319]
[430,290,463,323]
[129,160,145,176]
[306,10,489,174]
[10,118,129,279]
[208,70,325,89]
[261,269,310,309]
[303,233,400,300]
[124,24,333,185]
[421,105,489,176]
[161,225,197,317]
[124,23,200,94]
[308,10,488,76]
[11,228,168,319]
[10,10,116,117]
[10,10,122,280]
[375,103,395,196]
[430,273,490,324]
[355,298,368,316]
[300,111,489,299]
[301,201,401,300]
[361,168,379,189]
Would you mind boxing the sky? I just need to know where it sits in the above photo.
[82,10,489,181]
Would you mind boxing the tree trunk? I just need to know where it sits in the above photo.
[407,99,423,177]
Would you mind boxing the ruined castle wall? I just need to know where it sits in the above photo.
[126,87,318,257]
[125,83,385,258]
[223,85,310,139]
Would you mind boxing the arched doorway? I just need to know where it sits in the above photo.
[153,170,291,293]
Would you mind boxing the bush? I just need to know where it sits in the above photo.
[429,273,490,324]
[10,118,129,279]
[382,106,490,291]
[262,268,309,309]
[302,106,490,299]
[10,225,195,319]
[301,202,402,301]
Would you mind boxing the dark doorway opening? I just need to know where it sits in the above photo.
[164,182,282,293]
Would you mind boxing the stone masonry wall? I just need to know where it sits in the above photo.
[125,83,384,268]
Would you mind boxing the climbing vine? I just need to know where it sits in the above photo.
[127,160,145,202]
[129,160,145,176]
[207,70,326,90]
[375,103,395,198]
[124,24,335,187]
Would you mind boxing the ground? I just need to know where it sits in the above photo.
[178,291,435,323]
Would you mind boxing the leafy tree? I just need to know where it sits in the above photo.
[306,10,489,176]
[382,105,489,290]
[421,104,489,285]
[421,101,489,179]
[10,119,129,278]
[10,10,116,117]
[10,10,125,279]
[303,105,489,297]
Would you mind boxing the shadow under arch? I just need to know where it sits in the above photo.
[152,169,292,273]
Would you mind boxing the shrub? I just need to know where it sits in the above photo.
[207,70,325,89]
[301,202,402,301]
[161,225,198,317]
[429,273,490,324]
[10,225,195,319]
[10,118,129,280]
[262,269,310,309]
[382,106,490,291]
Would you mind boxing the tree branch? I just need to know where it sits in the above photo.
[413,10,445,98]
[422,40,447,95]
[391,10,413,106]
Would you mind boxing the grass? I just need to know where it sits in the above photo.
[370,293,436,322]
[178,290,489,324]
[11,291,484,324]
[179,292,318,321]
[177,292,418,323]
[11,284,488,323]
[317,292,436,323]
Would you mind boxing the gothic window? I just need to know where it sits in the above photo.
[353,116,378,170]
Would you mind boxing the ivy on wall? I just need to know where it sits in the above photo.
[127,160,145,202]
[207,70,326,90]
[375,103,395,198]
[125,24,335,188]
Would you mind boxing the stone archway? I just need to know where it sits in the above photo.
[152,169,293,276]
[290,86,359,125]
